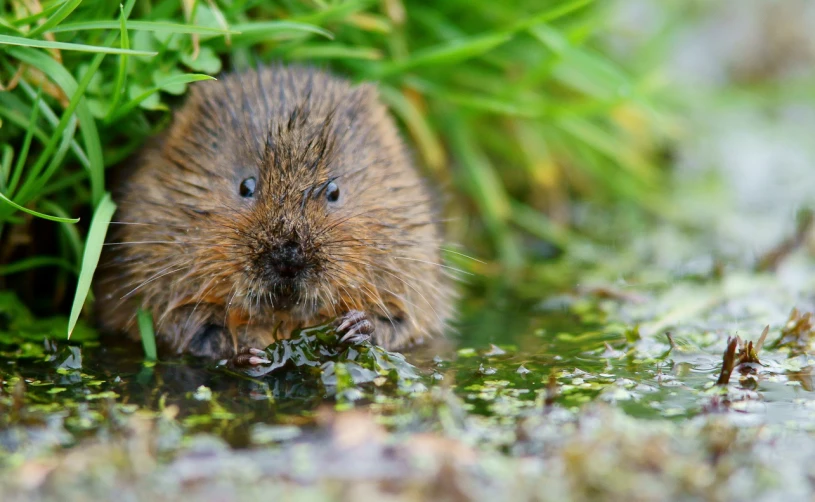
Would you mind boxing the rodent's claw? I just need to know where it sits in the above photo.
[228,347,270,368]
[335,310,374,345]
[340,330,371,344]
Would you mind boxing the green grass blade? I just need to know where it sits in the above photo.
[12,74,91,169]
[0,34,156,55]
[445,114,524,270]
[107,74,215,121]
[25,0,83,38]
[530,24,633,100]
[136,309,158,361]
[9,24,117,206]
[11,2,61,27]
[40,200,84,261]
[4,110,78,222]
[230,21,333,43]
[429,88,545,118]
[371,32,512,77]
[511,0,594,32]
[8,87,42,194]
[557,116,654,179]
[33,115,79,202]
[48,20,239,35]
[378,85,445,172]
[509,201,572,249]
[0,257,77,276]
[105,4,132,121]
[294,0,374,25]
[285,44,381,60]
[67,192,116,339]
[0,190,79,223]
[0,144,12,191]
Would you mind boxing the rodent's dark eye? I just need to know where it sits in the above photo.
[325,182,340,203]
[239,177,256,198]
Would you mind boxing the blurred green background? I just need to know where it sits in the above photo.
[1,0,677,321]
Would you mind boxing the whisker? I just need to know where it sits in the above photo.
[120,265,188,300]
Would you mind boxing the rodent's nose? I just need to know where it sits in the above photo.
[270,240,306,280]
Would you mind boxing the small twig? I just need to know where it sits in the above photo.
[755,325,769,353]
[756,209,814,272]
[716,336,739,385]
[544,372,559,408]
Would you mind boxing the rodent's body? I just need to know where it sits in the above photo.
[95,65,455,361]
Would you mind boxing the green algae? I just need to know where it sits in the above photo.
[2,238,815,500]
[239,322,421,401]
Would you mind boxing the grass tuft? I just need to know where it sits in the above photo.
[0,0,671,325]
[136,308,158,361]
[67,192,115,339]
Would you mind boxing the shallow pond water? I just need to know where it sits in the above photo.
[3,153,815,500]
[3,240,815,501]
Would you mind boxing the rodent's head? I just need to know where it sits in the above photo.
[126,67,437,319]
[225,108,346,308]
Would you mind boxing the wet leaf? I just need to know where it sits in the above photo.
[243,321,421,398]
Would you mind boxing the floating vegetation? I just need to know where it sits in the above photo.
[238,322,422,401]
[766,309,815,357]
[716,327,766,386]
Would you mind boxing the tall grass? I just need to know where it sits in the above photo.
[0,0,669,324]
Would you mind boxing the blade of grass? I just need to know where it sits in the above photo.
[509,201,572,249]
[229,21,333,45]
[68,192,116,339]
[0,190,79,223]
[7,47,104,206]
[0,144,12,190]
[106,73,215,122]
[106,4,132,120]
[11,71,91,169]
[10,0,134,208]
[294,0,374,25]
[7,86,43,194]
[530,24,633,101]
[11,2,62,27]
[204,0,232,45]
[371,32,513,78]
[0,34,156,55]
[556,116,655,179]
[285,44,381,60]
[511,0,594,32]
[378,85,445,172]
[18,114,80,214]
[445,113,523,270]
[136,308,158,361]
[0,256,76,276]
[40,200,84,261]
[47,20,239,35]
[422,83,547,118]
[25,0,83,38]
[0,88,50,145]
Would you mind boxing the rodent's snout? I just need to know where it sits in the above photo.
[268,239,308,281]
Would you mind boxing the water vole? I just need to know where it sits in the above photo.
[94,65,456,365]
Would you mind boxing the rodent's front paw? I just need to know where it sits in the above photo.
[335,310,374,344]
[227,347,270,368]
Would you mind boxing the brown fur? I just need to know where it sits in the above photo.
[94,65,456,359]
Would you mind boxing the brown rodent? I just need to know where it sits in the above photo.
[94,65,456,365]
